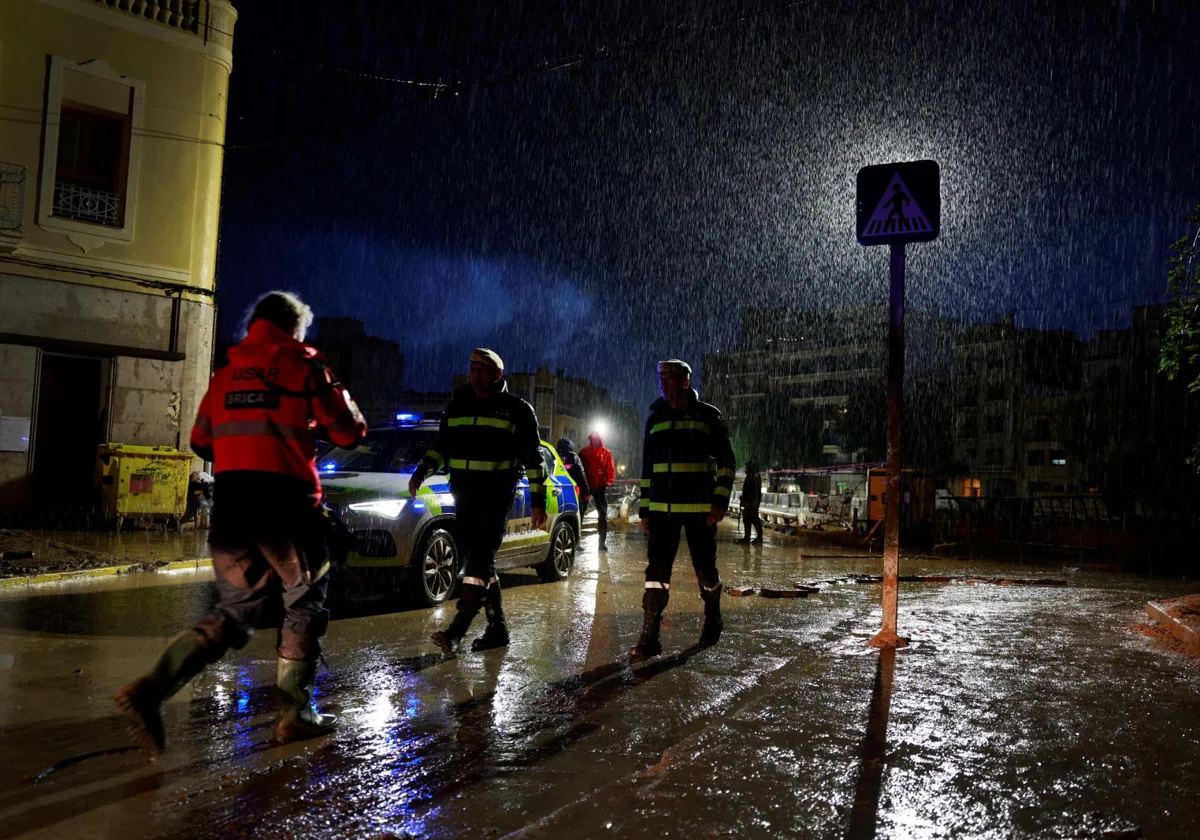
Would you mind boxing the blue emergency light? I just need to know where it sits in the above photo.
[320,461,337,472]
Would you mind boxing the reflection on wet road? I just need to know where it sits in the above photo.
[1,523,1198,838]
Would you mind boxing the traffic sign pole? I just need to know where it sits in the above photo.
[868,242,909,650]
[856,159,936,649]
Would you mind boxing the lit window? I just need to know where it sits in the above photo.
[1050,450,1067,467]
[53,103,130,227]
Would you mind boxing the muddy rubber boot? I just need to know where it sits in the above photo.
[629,588,669,657]
[433,583,485,657]
[273,657,337,743]
[698,583,724,647]
[471,584,510,652]
[114,630,216,758]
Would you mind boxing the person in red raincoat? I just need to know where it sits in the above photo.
[579,431,616,550]
[116,291,366,757]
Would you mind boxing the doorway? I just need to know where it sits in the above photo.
[31,353,109,526]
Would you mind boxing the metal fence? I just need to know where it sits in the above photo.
[0,162,26,235]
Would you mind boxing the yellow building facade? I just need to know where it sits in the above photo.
[0,0,236,522]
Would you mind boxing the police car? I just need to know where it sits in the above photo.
[319,415,582,607]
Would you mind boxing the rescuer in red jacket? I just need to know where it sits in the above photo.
[579,431,616,550]
[116,291,366,757]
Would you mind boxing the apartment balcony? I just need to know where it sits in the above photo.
[0,162,26,252]
[88,0,209,36]
[52,182,123,228]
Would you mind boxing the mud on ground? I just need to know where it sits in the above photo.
[0,529,138,578]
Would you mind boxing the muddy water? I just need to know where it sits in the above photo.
[0,523,1196,838]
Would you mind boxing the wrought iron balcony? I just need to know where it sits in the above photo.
[53,181,123,227]
[1,162,25,233]
[0,162,26,250]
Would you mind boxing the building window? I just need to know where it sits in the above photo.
[960,478,981,498]
[1027,449,1045,466]
[985,448,1004,466]
[984,415,1006,434]
[1050,450,1067,467]
[52,103,130,227]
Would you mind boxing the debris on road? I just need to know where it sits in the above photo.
[0,530,137,578]
[1141,595,1200,659]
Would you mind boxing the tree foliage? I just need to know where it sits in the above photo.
[1159,202,1200,469]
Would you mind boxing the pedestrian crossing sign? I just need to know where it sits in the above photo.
[856,160,940,246]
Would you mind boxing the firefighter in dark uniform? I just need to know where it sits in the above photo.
[115,291,367,757]
[409,348,547,656]
[632,359,737,656]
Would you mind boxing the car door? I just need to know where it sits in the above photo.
[495,468,534,567]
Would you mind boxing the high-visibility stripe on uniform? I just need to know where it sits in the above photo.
[645,581,671,589]
[714,486,731,498]
[213,420,308,441]
[650,420,711,435]
[448,416,516,433]
[652,462,712,473]
[647,501,712,513]
[717,468,736,479]
[640,478,651,488]
[448,458,517,471]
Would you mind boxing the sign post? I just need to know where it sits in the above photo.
[855,159,940,649]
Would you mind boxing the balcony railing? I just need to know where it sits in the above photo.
[89,0,211,37]
[53,181,123,227]
[0,162,26,236]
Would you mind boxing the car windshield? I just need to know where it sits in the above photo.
[319,428,439,474]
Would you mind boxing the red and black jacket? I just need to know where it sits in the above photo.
[190,320,366,501]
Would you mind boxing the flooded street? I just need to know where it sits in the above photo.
[1,522,1198,839]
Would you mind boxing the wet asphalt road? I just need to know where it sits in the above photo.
[1,521,1199,839]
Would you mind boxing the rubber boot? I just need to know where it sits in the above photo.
[114,629,217,758]
[273,657,337,743]
[629,587,669,657]
[471,583,510,652]
[432,583,485,657]
[699,582,724,647]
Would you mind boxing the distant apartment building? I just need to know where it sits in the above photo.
[951,316,1082,497]
[704,305,958,464]
[0,0,236,519]
[312,318,405,426]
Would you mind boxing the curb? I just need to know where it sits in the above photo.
[0,557,210,591]
[1146,599,1200,657]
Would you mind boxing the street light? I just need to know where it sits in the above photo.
[589,419,610,440]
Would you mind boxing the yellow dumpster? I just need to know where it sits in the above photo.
[96,444,192,529]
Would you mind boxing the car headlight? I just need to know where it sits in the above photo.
[347,499,408,519]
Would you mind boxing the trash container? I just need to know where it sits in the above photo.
[96,443,192,530]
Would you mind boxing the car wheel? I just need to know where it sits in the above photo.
[412,527,459,607]
[536,520,577,582]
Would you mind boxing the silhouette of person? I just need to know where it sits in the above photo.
[883,184,910,231]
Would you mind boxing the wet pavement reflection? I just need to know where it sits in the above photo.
[1,523,1198,838]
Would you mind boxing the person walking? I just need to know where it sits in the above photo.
[740,461,764,544]
[632,359,736,656]
[409,348,546,656]
[579,430,616,550]
[555,437,591,518]
[115,291,367,757]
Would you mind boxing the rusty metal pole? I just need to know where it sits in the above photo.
[869,243,909,649]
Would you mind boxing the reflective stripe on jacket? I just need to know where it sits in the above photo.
[190,320,366,497]
[413,381,546,508]
[638,388,736,517]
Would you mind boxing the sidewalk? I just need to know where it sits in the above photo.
[0,528,210,587]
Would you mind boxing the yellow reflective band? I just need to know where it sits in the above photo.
[714,486,731,498]
[717,468,736,479]
[648,502,712,513]
[640,478,651,488]
[526,467,546,478]
[477,417,516,432]
[650,420,710,435]
[426,449,445,467]
[447,416,516,432]
[653,462,712,473]
[529,483,544,491]
[448,458,516,471]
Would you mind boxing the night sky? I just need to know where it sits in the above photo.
[218,0,1200,407]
